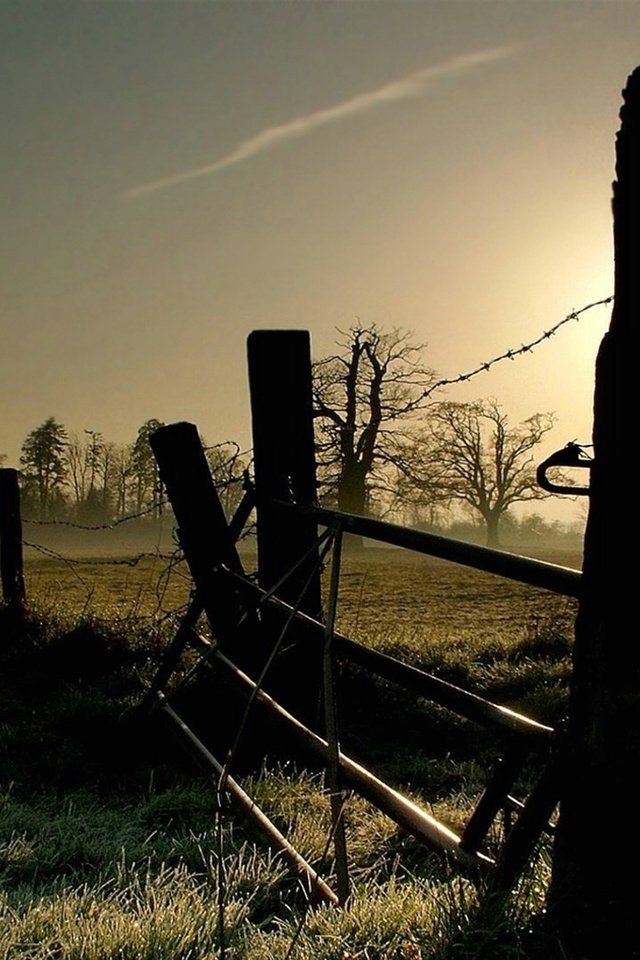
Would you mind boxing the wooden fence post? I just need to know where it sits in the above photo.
[149,423,246,651]
[247,330,322,619]
[247,330,324,722]
[0,469,26,611]
[547,66,640,955]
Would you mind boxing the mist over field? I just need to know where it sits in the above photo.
[4,2,638,953]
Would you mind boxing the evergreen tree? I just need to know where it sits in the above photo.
[130,419,165,517]
[20,417,68,519]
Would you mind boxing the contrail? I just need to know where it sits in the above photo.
[123,45,516,199]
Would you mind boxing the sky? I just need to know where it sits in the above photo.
[2,1,639,521]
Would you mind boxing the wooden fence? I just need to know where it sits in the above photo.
[141,329,578,907]
[0,331,578,907]
[0,334,579,909]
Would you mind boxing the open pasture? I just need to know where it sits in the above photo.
[23,543,579,695]
[23,542,580,634]
[21,541,579,729]
[0,543,580,958]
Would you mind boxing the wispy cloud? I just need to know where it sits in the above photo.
[123,45,516,199]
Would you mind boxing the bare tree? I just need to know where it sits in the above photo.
[313,324,437,518]
[204,440,248,520]
[66,430,114,522]
[111,443,133,519]
[415,399,555,547]
[97,441,118,515]
[67,433,91,507]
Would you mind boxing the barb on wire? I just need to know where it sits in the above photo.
[22,500,169,530]
[421,296,613,400]
[23,540,177,568]
[22,541,91,589]
[237,522,257,542]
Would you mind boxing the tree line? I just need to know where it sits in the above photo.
[15,417,246,526]
[11,323,564,545]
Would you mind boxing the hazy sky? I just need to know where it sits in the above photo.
[2,1,638,519]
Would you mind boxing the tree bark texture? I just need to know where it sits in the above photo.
[548,66,640,959]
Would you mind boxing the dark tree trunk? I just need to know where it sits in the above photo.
[485,513,500,548]
[337,463,367,549]
[337,463,367,517]
[547,67,640,959]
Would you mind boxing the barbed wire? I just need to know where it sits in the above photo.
[21,474,245,531]
[17,297,613,534]
[236,521,257,542]
[22,540,178,568]
[22,538,191,629]
[421,296,613,400]
[9,296,612,948]
[22,500,168,530]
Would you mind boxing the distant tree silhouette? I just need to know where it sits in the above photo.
[313,324,437,518]
[204,441,247,520]
[67,430,114,523]
[20,417,68,520]
[110,443,133,519]
[413,399,555,547]
[67,433,91,507]
[130,419,165,517]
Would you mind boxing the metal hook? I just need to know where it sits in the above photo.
[536,442,593,496]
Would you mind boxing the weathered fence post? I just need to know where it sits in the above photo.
[247,330,322,618]
[548,67,640,956]
[0,469,26,611]
[149,423,245,650]
[247,330,324,721]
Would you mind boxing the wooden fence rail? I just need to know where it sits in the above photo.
[272,500,581,599]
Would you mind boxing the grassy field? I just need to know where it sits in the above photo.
[0,544,580,958]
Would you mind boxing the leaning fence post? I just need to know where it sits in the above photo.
[0,469,26,611]
[247,330,322,619]
[149,423,245,650]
